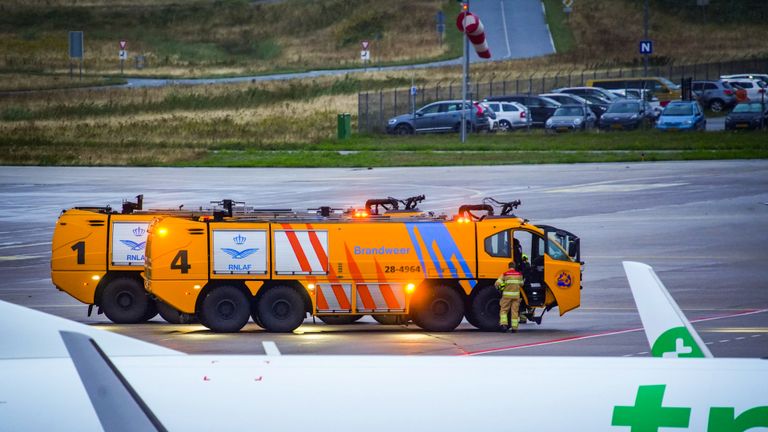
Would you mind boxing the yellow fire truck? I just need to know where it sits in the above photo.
[144,197,582,333]
[51,196,240,324]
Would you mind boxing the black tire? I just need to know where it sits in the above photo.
[411,285,465,332]
[467,284,502,331]
[709,99,724,113]
[318,315,362,325]
[372,314,408,325]
[395,124,413,135]
[498,120,512,132]
[198,285,251,333]
[157,300,196,324]
[101,277,155,324]
[255,286,306,333]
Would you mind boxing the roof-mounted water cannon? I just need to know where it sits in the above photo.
[364,194,426,216]
[210,199,245,221]
[121,195,143,214]
[309,206,345,218]
[456,204,494,222]
[483,197,521,217]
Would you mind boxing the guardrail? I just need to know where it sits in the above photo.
[357,57,768,134]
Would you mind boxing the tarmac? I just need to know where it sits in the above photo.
[1,160,766,358]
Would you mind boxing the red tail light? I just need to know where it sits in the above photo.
[724,89,733,96]
[660,100,670,107]
[475,106,483,118]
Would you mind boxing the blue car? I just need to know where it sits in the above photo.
[655,101,707,131]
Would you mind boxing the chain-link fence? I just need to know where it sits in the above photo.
[358,57,768,133]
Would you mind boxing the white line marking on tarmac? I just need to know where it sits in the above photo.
[0,242,51,250]
[0,255,46,261]
[262,341,281,356]
[736,337,746,340]
[752,334,762,338]
[719,339,730,343]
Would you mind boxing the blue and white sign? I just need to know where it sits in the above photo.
[410,86,418,96]
[639,40,653,55]
[212,229,267,274]
[69,31,84,59]
[111,222,148,266]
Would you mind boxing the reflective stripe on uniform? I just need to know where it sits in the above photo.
[502,291,520,298]
[499,313,508,325]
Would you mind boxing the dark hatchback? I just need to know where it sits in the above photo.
[484,95,561,127]
[725,102,768,131]
[598,100,656,131]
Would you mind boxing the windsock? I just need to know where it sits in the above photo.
[456,11,491,59]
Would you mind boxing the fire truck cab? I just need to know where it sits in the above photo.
[144,198,582,333]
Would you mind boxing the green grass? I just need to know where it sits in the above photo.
[3,130,766,167]
[542,0,574,53]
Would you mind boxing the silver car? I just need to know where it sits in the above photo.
[545,105,597,132]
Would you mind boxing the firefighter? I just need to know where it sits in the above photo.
[495,266,524,332]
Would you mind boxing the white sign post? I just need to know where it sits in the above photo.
[360,41,370,65]
[119,40,128,74]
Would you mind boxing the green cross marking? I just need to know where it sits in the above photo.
[612,385,691,431]
[651,327,705,358]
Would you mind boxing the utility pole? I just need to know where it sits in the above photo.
[643,0,649,76]
[460,1,470,143]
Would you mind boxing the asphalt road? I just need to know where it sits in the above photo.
[1,161,767,358]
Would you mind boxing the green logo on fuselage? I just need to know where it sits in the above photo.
[651,327,705,358]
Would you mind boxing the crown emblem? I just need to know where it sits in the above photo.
[233,234,247,245]
[133,226,146,236]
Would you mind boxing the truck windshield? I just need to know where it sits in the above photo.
[547,233,571,261]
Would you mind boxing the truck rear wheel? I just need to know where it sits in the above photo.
[318,315,362,325]
[412,285,465,332]
[467,284,502,331]
[157,300,196,324]
[256,286,305,333]
[101,277,155,324]
[199,285,251,333]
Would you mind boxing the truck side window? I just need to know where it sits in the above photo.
[484,230,510,258]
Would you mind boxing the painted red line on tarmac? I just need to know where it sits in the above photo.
[464,308,768,356]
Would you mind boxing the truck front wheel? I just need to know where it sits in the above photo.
[199,285,251,333]
[255,286,306,333]
[101,277,155,324]
[412,285,465,332]
[467,284,502,331]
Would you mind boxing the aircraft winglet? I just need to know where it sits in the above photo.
[623,261,712,358]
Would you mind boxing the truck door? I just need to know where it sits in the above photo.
[475,225,512,280]
[541,227,581,315]
[512,230,546,306]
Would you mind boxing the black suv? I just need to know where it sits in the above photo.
[484,95,561,127]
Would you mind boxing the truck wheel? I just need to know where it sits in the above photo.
[318,315,362,325]
[157,300,196,324]
[199,285,251,333]
[256,286,306,333]
[468,285,501,331]
[101,277,155,324]
[372,314,408,325]
[141,300,158,322]
[412,285,465,332]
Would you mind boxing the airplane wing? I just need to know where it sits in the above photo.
[623,261,713,358]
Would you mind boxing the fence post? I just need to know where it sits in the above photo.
[364,92,369,134]
[379,90,384,134]
[393,89,397,118]
[357,93,363,133]
[528,75,533,95]
[489,77,494,97]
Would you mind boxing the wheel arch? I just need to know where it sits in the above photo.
[194,280,252,315]
[255,280,312,314]
[94,270,143,307]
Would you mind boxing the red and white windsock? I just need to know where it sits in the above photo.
[456,11,491,59]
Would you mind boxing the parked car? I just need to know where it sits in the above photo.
[484,95,561,127]
[386,100,491,134]
[655,101,706,132]
[551,86,623,104]
[722,79,768,102]
[585,77,681,105]
[598,100,656,131]
[725,102,768,131]
[539,92,608,119]
[721,73,768,84]
[482,101,531,131]
[545,105,596,132]
[609,89,662,116]
[691,80,738,112]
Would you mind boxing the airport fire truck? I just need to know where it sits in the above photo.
[51,196,239,324]
[143,197,582,333]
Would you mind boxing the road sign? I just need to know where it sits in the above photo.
[639,40,653,55]
[360,50,370,61]
[69,31,84,59]
[120,40,127,50]
[410,86,418,96]
[361,40,369,50]
[119,50,128,60]
[436,10,445,25]
[562,0,574,7]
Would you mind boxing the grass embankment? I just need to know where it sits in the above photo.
[542,0,574,54]
[0,0,460,83]
[3,130,766,167]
